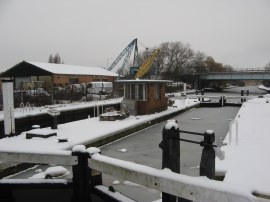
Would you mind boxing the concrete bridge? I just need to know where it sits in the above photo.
[199,68,270,81]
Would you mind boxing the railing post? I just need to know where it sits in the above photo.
[160,120,179,202]
[72,145,92,202]
[201,89,204,102]
[87,148,103,187]
[160,120,190,202]
[200,130,215,179]
[241,90,244,103]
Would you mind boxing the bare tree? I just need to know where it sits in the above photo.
[48,53,64,64]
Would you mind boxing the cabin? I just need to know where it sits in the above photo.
[116,79,172,115]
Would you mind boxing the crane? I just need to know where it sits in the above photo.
[134,48,160,79]
[107,39,139,75]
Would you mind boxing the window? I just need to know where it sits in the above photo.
[124,84,130,100]
[154,83,160,99]
[130,84,136,100]
[138,84,147,100]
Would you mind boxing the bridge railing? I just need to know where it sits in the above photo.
[198,68,270,75]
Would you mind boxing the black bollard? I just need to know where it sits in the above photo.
[241,90,244,103]
[72,146,92,202]
[201,89,204,102]
[200,130,215,179]
[159,121,191,202]
[160,120,180,202]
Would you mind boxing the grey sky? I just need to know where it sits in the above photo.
[0,0,270,72]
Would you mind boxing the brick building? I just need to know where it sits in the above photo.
[0,61,118,90]
[116,79,172,115]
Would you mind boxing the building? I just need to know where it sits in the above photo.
[116,79,172,115]
[0,61,118,90]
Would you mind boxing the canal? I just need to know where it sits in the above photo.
[5,86,266,202]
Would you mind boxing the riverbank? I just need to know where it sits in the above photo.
[216,95,270,200]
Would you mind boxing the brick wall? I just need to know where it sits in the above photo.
[137,83,168,115]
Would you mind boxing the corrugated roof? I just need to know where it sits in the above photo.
[27,61,118,77]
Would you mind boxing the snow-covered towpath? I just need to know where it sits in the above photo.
[216,96,270,198]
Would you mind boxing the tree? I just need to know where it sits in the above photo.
[205,57,224,72]
[264,62,270,71]
[48,53,64,64]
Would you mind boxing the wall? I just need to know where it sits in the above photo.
[137,83,168,115]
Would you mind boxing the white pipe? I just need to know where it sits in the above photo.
[229,119,239,145]
[2,80,15,135]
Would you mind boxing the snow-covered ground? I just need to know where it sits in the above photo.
[0,98,199,154]
[216,95,270,197]
[0,98,123,121]
[1,93,270,201]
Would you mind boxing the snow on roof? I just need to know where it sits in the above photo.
[115,79,173,83]
[26,61,118,77]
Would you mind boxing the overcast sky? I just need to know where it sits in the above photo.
[0,0,269,72]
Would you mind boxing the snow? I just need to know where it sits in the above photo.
[95,185,136,202]
[0,98,123,121]
[90,151,257,202]
[26,61,118,77]
[0,179,68,184]
[216,97,270,196]
[164,120,179,130]
[112,180,120,185]
[26,128,56,136]
[72,145,86,153]
[0,98,198,154]
[117,148,127,153]
[29,166,70,179]
[0,94,269,200]
[87,147,101,155]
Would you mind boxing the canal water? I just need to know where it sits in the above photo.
[5,86,266,202]
[99,86,265,201]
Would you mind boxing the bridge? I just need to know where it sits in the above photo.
[198,68,270,81]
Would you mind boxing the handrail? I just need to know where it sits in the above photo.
[229,119,239,145]
[0,150,78,166]
[88,151,256,202]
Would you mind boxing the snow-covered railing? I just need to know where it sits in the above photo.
[229,119,239,145]
[0,150,77,166]
[88,148,257,202]
[0,145,266,202]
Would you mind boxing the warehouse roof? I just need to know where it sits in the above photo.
[0,61,118,77]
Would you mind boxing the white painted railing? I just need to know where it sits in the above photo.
[0,147,267,202]
[0,150,77,166]
[88,150,257,202]
[229,119,239,145]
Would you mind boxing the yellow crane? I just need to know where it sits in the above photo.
[134,48,160,79]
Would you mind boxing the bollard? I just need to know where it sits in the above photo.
[201,89,204,102]
[72,145,92,202]
[241,90,244,103]
[47,109,60,129]
[160,120,190,202]
[200,130,215,179]
[219,96,226,107]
